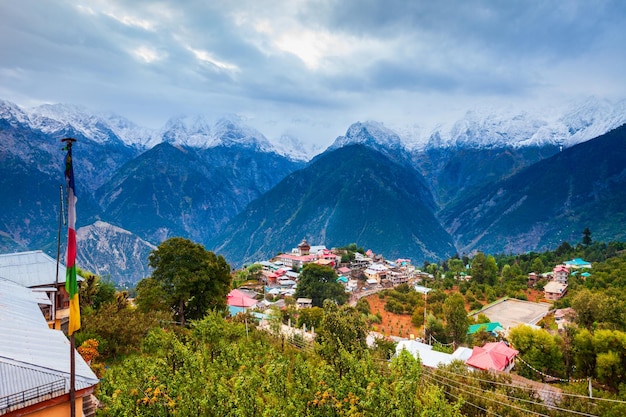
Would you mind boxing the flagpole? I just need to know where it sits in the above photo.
[62,137,77,417]
[54,185,63,328]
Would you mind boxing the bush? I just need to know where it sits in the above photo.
[470,300,483,311]
[384,298,405,314]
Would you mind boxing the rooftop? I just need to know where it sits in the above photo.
[0,278,98,413]
[0,251,69,288]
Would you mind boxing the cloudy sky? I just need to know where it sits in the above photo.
[1,0,625,146]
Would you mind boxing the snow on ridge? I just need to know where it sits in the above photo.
[212,115,275,152]
[0,99,30,126]
[398,97,626,151]
[329,120,405,151]
[2,96,625,157]
[273,134,321,161]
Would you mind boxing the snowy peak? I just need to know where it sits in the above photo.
[414,97,626,150]
[0,99,30,127]
[159,114,277,153]
[160,114,214,147]
[212,115,274,152]
[273,134,322,161]
[19,102,153,148]
[329,121,405,152]
[559,97,626,146]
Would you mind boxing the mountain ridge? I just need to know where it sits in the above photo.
[3,97,626,160]
[2,96,625,283]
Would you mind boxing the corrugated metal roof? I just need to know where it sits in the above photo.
[0,251,68,288]
[0,278,98,411]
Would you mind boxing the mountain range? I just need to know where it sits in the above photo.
[1,97,625,284]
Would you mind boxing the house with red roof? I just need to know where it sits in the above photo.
[466,341,519,372]
[274,253,316,270]
[227,289,258,315]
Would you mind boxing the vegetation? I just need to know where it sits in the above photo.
[97,311,465,416]
[294,263,348,307]
[78,237,626,415]
[135,237,231,325]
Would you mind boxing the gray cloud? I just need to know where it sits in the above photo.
[1,0,624,145]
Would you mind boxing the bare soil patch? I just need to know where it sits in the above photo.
[365,293,421,338]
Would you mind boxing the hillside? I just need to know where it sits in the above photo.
[211,144,456,267]
[441,124,626,255]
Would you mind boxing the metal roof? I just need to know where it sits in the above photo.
[0,251,68,288]
[0,278,99,412]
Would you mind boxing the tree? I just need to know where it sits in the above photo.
[582,227,592,246]
[296,306,324,330]
[443,292,469,346]
[470,252,498,285]
[509,325,564,380]
[79,300,169,359]
[530,257,545,274]
[137,237,231,326]
[316,301,368,376]
[294,263,347,307]
[79,273,115,310]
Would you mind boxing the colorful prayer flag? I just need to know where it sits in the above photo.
[64,142,80,335]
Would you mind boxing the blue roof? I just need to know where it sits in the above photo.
[564,258,591,267]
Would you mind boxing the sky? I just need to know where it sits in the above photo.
[1,0,625,147]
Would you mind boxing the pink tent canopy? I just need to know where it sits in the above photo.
[227,289,257,308]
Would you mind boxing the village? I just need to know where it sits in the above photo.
[0,240,599,415]
[226,238,589,378]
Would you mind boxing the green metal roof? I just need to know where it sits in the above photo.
[467,322,504,334]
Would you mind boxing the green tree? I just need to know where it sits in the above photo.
[425,313,448,344]
[530,257,545,274]
[78,273,115,310]
[296,306,324,330]
[294,263,347,307]
[470,252,498,285]
[317,301,368,376]
[509,325,564,380]
[79,300,168,359]
[137,237,231,326]
[582,227,592,246]
[443,292,469,346]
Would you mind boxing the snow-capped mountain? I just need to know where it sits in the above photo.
[212,115,275,152]
[0,99,307,159]
[273,134,322,161]
[399,97,626,151]
[0,99,30,126]
[2,95,625,161]
[159,113,286,155]
[328,121,405,152]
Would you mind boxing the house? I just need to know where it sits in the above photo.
[296,238,311,255]
[552,265,569,284]
[0,278,99,416]
[274,253,316,270]
[554,308,577,330]
[544,281,568,301]
[527,272,539,287]
[227,289,258,315]
[296,298,313,309]
[563,258,592,269]
[0,250,77,330]
[337,266,351,277]
[363,263,389,283]
[465,341,519,372]
[395,339,472,368]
